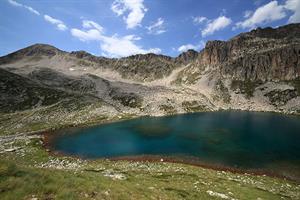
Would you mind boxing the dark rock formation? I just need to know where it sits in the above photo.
[175,49,199,64]
[265,89,298,106]
[29,68,97,95]
[194,23,300,81]
[109,89,143,108]
[0,68,71,112]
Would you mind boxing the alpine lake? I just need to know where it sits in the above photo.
[48,111,300,181]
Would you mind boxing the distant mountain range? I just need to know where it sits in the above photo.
[0,23,299,134]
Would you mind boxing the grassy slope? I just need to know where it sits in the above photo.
[0,137,299,200]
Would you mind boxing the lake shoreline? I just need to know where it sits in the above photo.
[38,109,300,140]
[41,110,300,183]
[42,131,300,183]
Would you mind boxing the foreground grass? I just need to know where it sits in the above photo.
[0,137,299,200]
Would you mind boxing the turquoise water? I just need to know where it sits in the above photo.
[51,111,300,179]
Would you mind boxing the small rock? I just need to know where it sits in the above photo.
[206,190,230,199]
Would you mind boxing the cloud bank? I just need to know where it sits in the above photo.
[71,20,161,57]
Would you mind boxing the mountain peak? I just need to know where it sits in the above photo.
[175,49,199,64]
[0,43,64,65]
[23,43,61,53]
[13,43,62,57]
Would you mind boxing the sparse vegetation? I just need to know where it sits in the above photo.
[159,104,177,114]
[182,101,208,112]
[77,60,92,66]
[172,67,201,85]
[0,98,111,135]
[113,55,176,81]
[231,80,262,99]
[265,89,298,106]
[110,90,143,108]
[215,80,231,103]
[287,78,300,94]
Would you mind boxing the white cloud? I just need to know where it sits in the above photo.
[7,0,40,15]
[8,0,22,7]
[177,42,204,52]
[70,20,104,41]
[285,0,300,23]
[100,35,161,57]
[236,1,286,29]
[82,20,104,32]
[23,5,40,15]
[111,0,147,29]
[71,29,102,42]
[146,18,166,35]
[243,10,253,18]
[192,16,207,24]
[57,24,67,31]
[71,20,161,57]
[201,16,232,37]
[44,15,68,31]
[111,2,126,16]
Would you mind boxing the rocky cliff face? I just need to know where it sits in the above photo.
[194,23,300,82]
[175,49,199,64]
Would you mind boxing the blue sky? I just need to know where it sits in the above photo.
[0,0,299,57]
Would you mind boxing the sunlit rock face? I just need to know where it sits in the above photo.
[191,23,300,82]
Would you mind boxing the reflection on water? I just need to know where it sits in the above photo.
[51,111,300,180]
[132,124,172,138]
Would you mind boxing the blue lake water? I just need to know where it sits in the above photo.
[50,111,300,180]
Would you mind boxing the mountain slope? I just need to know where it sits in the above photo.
[0,68,74,112]
[0,23,300,134]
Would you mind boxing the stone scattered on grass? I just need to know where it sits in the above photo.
[102,169,126,180]
[206,190,232,199]
[34,158,85,170]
